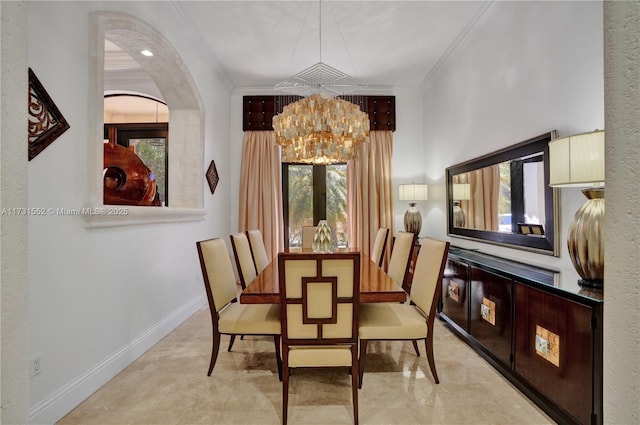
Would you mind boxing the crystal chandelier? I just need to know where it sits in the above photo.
[272,1,369,164]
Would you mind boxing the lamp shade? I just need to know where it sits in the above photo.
[398,184,428,201]
[549,130,604,187]
[452,183,471,200]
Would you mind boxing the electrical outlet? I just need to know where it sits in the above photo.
[30,354,42,377]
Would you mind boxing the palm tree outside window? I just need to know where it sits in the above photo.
[282,163,348,249]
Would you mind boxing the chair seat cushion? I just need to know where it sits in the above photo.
[218,303,280,335]
[288,346,353,367]
[359,302,427,340]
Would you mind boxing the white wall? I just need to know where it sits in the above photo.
[25,2,232,423]
[421,1,604,288]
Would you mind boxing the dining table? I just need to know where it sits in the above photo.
[240,247,407,304]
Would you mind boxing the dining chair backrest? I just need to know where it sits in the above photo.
[230,232,257,289]
[301,226,317,249]
[278,252,360,345]
[196,238,238,314]
[410,237,450,316]
[247,229,269,273]
[387,231,415,286]
[370,227,389,267]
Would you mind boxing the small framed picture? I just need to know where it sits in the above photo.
[28,68,70,160]
[206,160,219,194]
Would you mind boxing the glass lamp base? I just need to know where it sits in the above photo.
[403,203,422,234]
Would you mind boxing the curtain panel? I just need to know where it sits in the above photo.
[238,131,284,261]
[456,166,500,231]
[347,131,394,266]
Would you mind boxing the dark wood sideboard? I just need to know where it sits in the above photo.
[438,247,603,425]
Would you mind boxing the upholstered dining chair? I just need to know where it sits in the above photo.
[230,232,257,289]
[196,238,282,380]
[278,252,361,425]
[358,236,450,388]
[386,231,416,290]
[246,229,269,273]
[301,226,317,249]
[370,227,390,267]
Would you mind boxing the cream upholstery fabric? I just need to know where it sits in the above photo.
[288,346,353,367]
[387,231,414,285]
[301,226,317,249]
[282,258,356,340]
[370,227,389,266]
[218,303,281,334]
[230,232,257,288]
[359,303,427,339]
[409,237,447,314]
[247,229,269,272]
[198,238,239,312]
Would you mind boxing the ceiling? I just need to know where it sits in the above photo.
[105,1,494,98]
[176,1,490,90]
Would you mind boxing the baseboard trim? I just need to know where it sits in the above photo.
[28,295,207,424]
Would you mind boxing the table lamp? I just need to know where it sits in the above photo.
[398,183,428,234]
[452,183,471,227]
[549,129,605,289]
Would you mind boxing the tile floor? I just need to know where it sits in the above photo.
[57,307,553,424]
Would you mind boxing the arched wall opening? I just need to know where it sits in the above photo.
[87,11,205,226]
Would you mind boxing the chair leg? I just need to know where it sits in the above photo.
[227,334,236,352]
[208,327,221,376]
[425,338,439,384]
[412,340,420,356]
[351,347,359,425]
[282,362,289,425]
[274,335,283,382]
[358,340,368,389]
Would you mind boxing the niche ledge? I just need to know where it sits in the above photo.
[83,206,206,228]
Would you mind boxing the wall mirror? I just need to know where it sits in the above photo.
[446,130,559,256]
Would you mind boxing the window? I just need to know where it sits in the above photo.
[282,163,348,249]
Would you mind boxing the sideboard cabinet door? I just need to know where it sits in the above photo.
[514,284,594,425]
[469,267,513,367]
[441,258,470,332]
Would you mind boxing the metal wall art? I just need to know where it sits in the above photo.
[28,68,70,161]
[206,160,219,194]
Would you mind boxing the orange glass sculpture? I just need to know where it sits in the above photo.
[103,143,159,206]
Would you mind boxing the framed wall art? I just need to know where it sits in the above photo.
[206,160,219,194]
[28,68,70,160]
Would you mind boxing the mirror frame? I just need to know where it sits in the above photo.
[446,130,559,256]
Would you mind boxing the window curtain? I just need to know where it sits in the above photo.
[457,166,500,231]
[238,131,284,261]
[347,130,394,266]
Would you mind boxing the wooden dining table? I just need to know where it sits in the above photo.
[240,248,407,304]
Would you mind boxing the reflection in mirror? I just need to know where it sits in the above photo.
[446,131,559,256]
[452,154,545,233]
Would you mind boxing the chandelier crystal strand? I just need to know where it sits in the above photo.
[273,93,369,164]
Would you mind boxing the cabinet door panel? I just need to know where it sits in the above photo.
[469,267,512,367]
[514,284,593,425]
[441,258,469,331]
